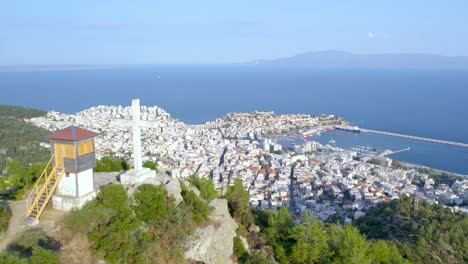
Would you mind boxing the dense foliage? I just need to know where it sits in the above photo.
[226,179,254,234]
[0,161,49,200]
[188,174,218,201]
[94,156,128,172]
[355,196,467,263]
[225,179,409,264]
[64,183,209,263]
[142,160,158,172]
[0,230,60,264]
[0,105,49,201]
[237,206,408,264]
[0,203,10,233]
[0,116,49,175]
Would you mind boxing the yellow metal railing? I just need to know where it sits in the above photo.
[26,156,65,219]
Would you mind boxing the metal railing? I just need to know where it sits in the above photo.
[26,156,65,219]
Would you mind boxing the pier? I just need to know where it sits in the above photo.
[382,147,411,156]
[361,129,468,148]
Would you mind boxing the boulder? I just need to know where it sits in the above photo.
[248,224,260,233]
[165,178,183,206]
[185,199,238,264]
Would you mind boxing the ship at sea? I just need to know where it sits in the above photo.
[334,125,361,133]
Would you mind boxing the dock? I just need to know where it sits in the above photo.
[382,147,411,156]
[361,129,468,148]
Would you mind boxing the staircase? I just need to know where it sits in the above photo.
[26,156,65,219]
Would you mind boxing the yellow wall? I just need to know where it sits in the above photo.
[54,143,75,164]
[78,140,94,156]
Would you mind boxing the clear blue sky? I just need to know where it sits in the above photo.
[1,0,468,64]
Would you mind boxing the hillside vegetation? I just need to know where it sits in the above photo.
[227,179,466,264]
[355,196,467,263]
[0,105,46,119]
[0,105,50,200]
[62,182,212,263]
[0,175,466,263]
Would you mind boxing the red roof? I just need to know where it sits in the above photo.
[48,126,97,141]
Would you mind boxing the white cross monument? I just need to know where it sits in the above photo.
[120,99,157,185]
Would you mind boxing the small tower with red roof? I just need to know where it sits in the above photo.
[27,125,99,218]
[47,125,98,211]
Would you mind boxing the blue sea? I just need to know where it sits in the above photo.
[1,65,468,174]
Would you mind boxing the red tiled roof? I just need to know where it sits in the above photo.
[48,125,97,141]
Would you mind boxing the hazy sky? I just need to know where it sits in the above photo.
[2,1,468,64]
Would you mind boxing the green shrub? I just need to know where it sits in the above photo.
[0,252,28,264]
[181,189,211,225]
[134,184,173,224]
[87,208,139,264]
[0,204,11,233]
[133,184,199,261]
[97,184,129,210]
[12,231,48,255]
[188,175,218,201]
[225,179,254,229]
[5,230,59,263]
[31,246,60,264]
[94,157,123,172]
[142,160,158,172]
[64,201,115,234]
[233,236,249,263]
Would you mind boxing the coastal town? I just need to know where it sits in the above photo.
[29,104,468,221]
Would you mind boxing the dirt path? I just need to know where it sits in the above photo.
[0,200,28,251]
[0,200,67,252]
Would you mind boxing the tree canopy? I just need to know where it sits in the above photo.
[355,195,467,263]
[94,156,126,172]
[188,174,218,202]
[64,183,209,263]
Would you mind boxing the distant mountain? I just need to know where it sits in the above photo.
[254,50,468,69]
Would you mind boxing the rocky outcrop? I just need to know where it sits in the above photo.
[164,178,183,205]
[185,199,238,264]
[126,174,183,205]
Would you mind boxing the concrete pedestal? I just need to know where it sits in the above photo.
[52,191,96,211]
[120,168,156,185]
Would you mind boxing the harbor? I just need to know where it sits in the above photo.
[280,125,468,175]
[361,128,468,148]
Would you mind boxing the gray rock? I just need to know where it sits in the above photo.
[248,224,260,233]
[185,199,238,264]
[165,178,183,206]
